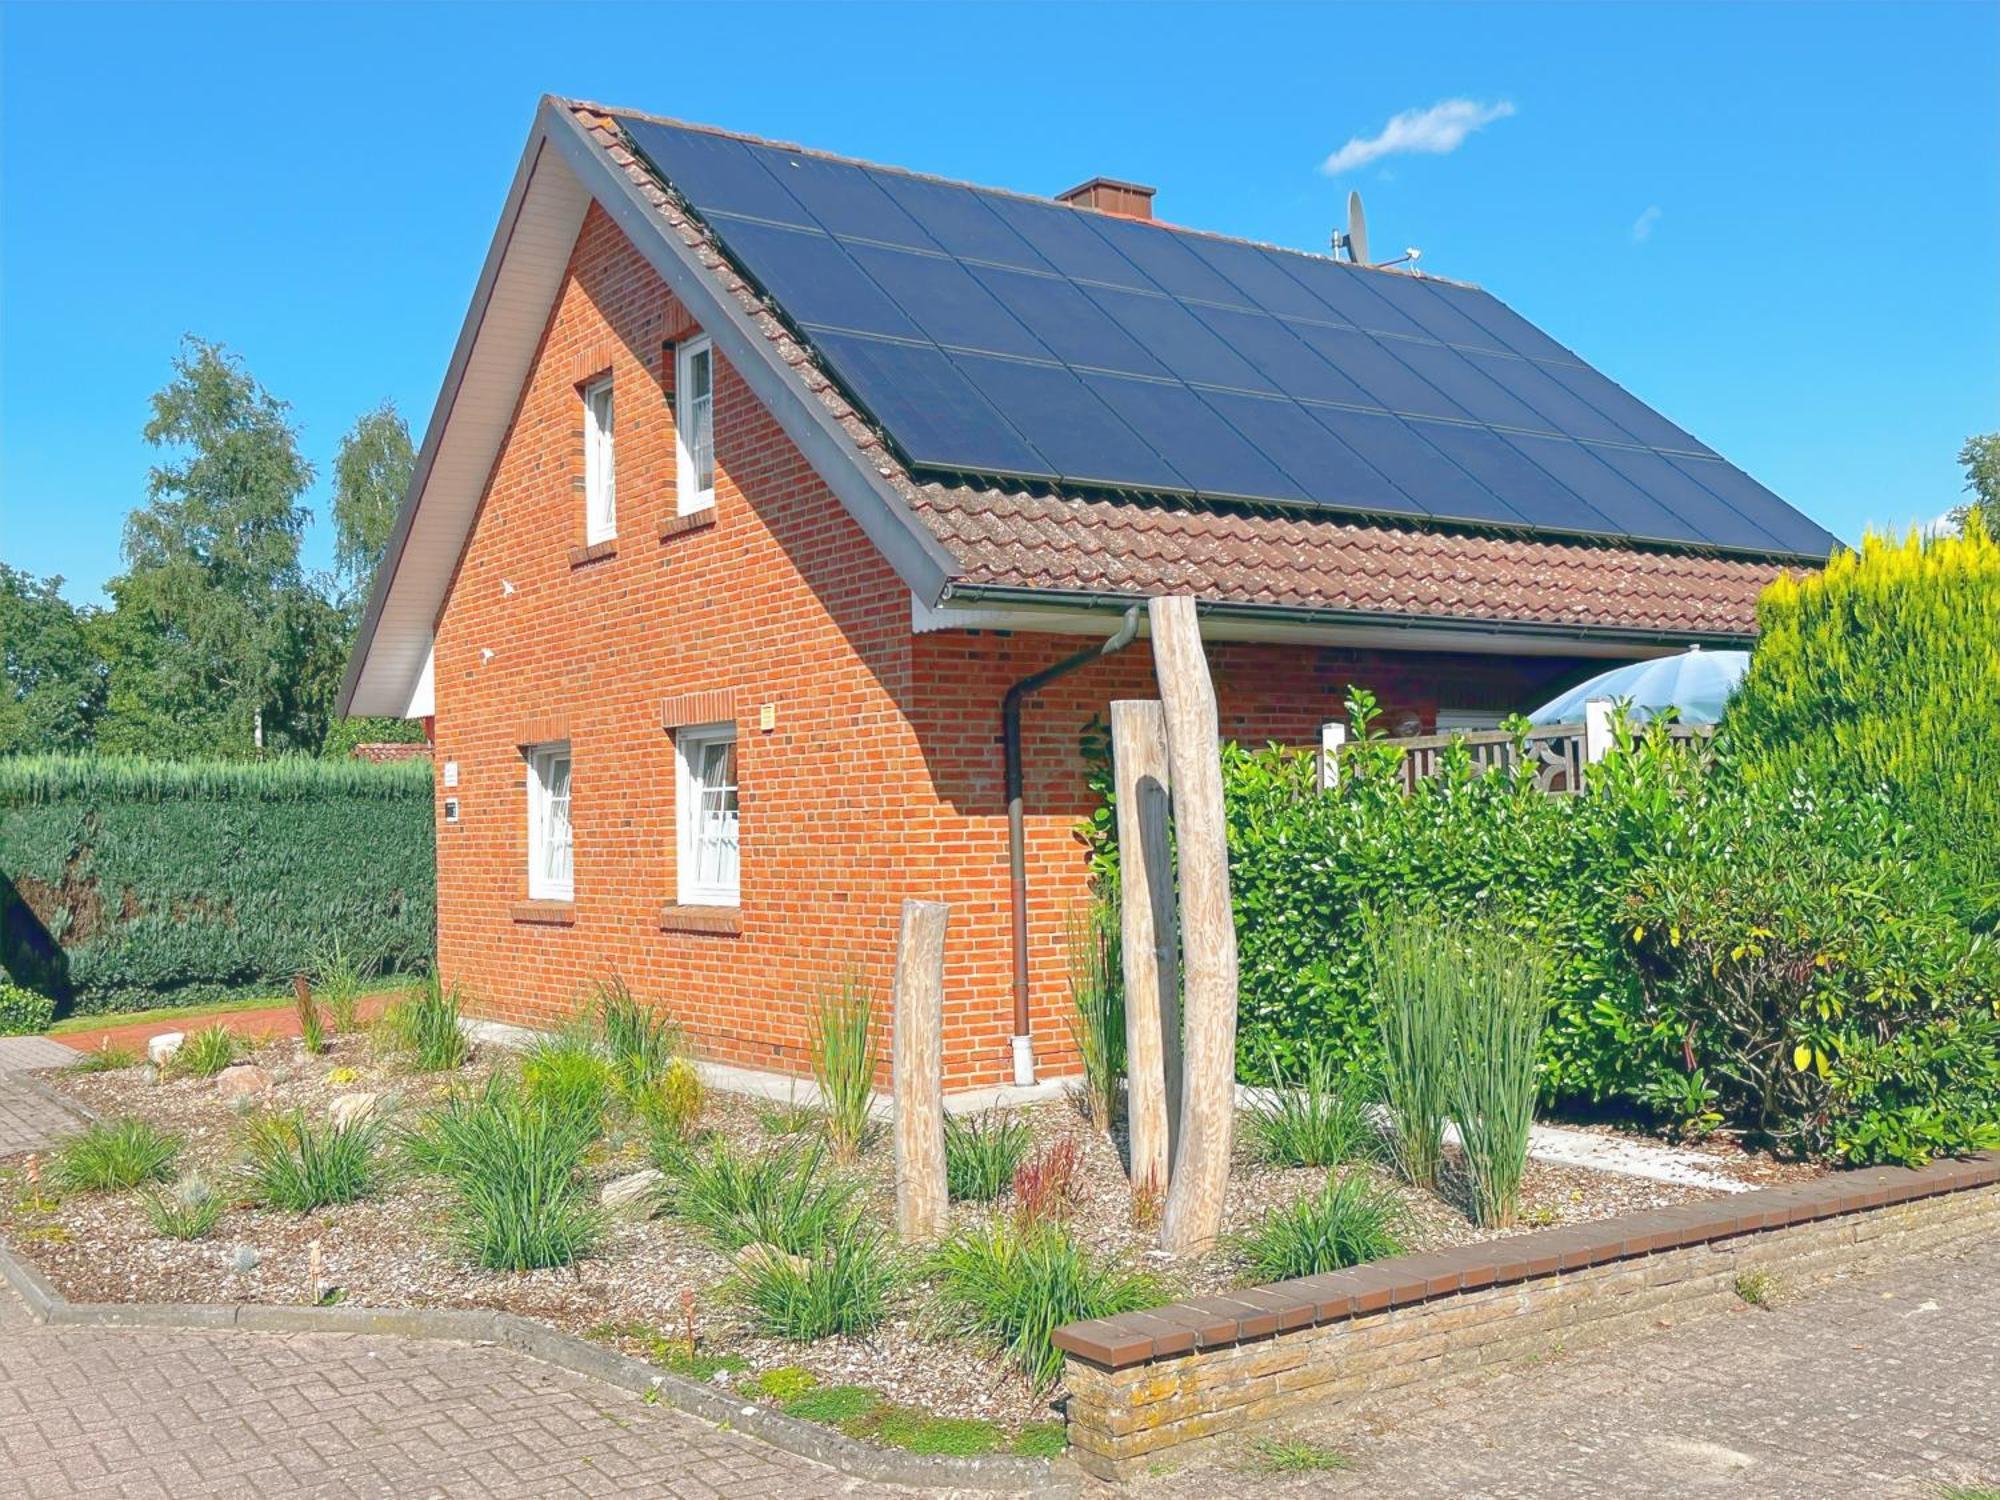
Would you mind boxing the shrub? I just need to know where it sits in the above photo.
[1064,898,1123,1131]
[1728,527,2000,926]
[0,753,433,1013]
[593,977,678,1099]
[379,978,469,1072]
[1447,926,1548,1228]
[49,1118,180,1191]
[731,1220,899,1340]
[660,1137,859,1255]
[67,1041,140,1073]
[519,1023,614,1139]
[241,1110,385,1211]
[0,981,54,1036]
[143,1174,225,1239]
[943,1111,1032,1202]
[1246,1045,1377,1169]
[927,1221,1167,1389]
[405,1076,602,1269]
[1230,1172,1407,1283]
[1010,1137,1083,1229]
[173,1023,240,1079]
[808,971,875,1163]
[1368,910,1456,1189]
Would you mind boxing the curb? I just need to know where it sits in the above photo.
[0,1235,1076,1495]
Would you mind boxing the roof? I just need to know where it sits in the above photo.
[341,98,1828,716]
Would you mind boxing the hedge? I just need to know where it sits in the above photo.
[1,754,434,1015]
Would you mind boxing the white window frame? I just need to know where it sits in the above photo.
[526,743,574,901]
[675,337,716,515]
[583,377,616,544]
[675,721,738,906]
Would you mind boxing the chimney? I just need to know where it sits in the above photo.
[1055,177,1156,221]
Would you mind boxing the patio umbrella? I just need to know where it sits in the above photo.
[1526,648,1750,727]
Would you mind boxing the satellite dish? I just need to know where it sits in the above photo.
[1345,191,1371,267]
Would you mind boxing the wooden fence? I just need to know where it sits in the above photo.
[1319,700,1712,794]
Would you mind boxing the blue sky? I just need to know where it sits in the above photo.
[4,1,1995,606]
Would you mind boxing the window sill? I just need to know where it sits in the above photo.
[569,539,617,568]
[658,902,741,936]
[659,507,716,540]
[511,899,576,926]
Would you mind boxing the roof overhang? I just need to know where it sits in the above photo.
[340,98,961,717]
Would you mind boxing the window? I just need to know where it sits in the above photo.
[526,743,574,900]
[676,337,715,514]
[583,378,616,543]
[676,722,738,905]
[1435,709,1503,733]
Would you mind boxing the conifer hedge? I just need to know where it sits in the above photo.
[1,755,434,1015]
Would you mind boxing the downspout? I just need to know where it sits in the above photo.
[1002,605,1143,1086]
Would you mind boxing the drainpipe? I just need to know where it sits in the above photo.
[1002,605,1142,1087]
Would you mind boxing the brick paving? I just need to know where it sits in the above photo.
[0,1038,82,1156]
[1134,1236,2000,1499]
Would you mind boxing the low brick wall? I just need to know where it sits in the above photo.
[1054,1155,1999,1480]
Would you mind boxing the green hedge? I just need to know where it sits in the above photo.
[1,754,434,1015]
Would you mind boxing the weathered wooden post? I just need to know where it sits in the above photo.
[1149,596,1240,1254]
[1112,699,1181,1204]
[891,898,950,1242]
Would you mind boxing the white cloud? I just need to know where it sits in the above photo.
[1320,99,1516,176]
[1631,205,1662,243]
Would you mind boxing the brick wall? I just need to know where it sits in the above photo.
[431,204,1595,1089]
[1056,1158,2000,1480]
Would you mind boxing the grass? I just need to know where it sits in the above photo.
[48,994,293,1036]
[520,1023,615,1138]
[406,1076,602,1270]
[172,1023,241,1079]
[310,936,375,1034]
[808,971,876,1163]
[66,1041,141,1073]
[142,1175,225,1240]
[49,1118,181,1191]
[1242,1435,1351,1474]
[775,1384,1064,1457]
[1064,897,1123,1132]
[585,1321,747,1381]
[1246,1046,1378,1169]
[943,1111,1032,1202]
[378,977,470,1072]
[742,1365,819,1403]
[1231,1172,1407,1283]
[732,1220,900,1340]
[782,1384,881,1423]
[1937,1488,2000,1500]
[294,976,328,1056]
[634,1057,705,1146]
[1447,927,1548,1229]
[241,1110,386,1210]
[756,1093,820,1136]
[594,977,679,1099]
[659,1137,859,1255]
[927,1220,1168,1389]
[1369,909,1459,1190]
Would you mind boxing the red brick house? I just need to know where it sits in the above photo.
[340,98,1836,1091]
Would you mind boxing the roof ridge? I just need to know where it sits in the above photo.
[560,96,1484,292]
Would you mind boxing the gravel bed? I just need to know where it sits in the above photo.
[2,1037,1771,1431]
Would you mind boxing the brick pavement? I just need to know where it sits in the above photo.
[0,1038,82,1156]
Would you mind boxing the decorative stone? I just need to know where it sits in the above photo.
[139,1064,159,1086]
[215,1064,274,1101]
[328,1092,379,1130]
[599,1168,665,1219]
[732,1241,812,1280]
[225,1243,260,1274]
[148,1032,184,1066]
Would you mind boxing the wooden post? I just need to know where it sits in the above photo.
[891,898,950,1242]
[1112,699,1181,1202]
[1148,596,1239,1254]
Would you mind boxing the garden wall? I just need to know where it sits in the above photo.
[0,755,434,1014]
[1054,1155,1999,1480]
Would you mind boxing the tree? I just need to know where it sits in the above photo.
[0,567,106,753]
[331,402,415,606]
[98,337,317,755]
[1957,432,1999,538]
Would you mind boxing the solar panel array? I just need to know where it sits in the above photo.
[621,118,1838,561]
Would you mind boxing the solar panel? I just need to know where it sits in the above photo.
[619,117,1837,560]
